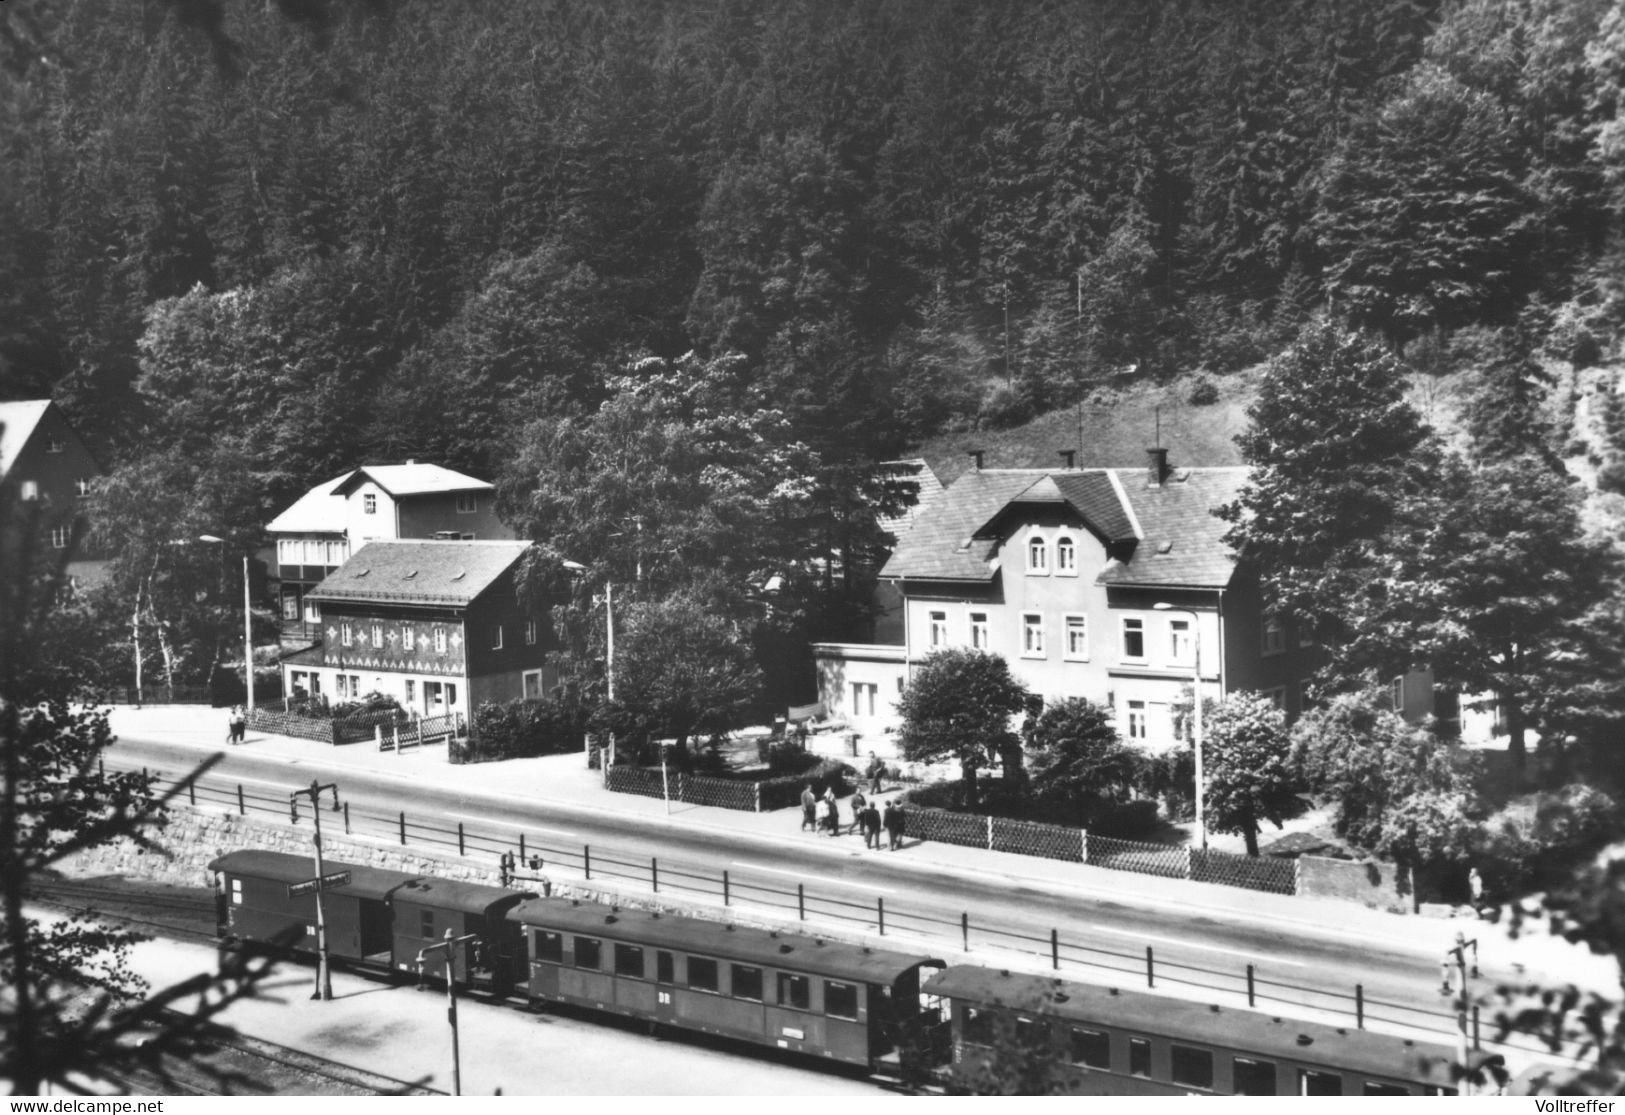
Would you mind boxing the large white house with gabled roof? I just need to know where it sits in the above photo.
[814,448,1320,752]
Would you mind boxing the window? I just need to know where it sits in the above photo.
[334,674,348,700]
[404,679,416,706]
[1069,1027,1110,1069]
[456,494,478,514]
[1169,619,1193,664]
[1390,675,1405,712]
[278,539,298,566]
[573,937,601,970]
[687,956,718,993]
[1022,613,1045,657]
[371,624,382,649]
[523,670,544,699]
[613,943,644,978]
[1056,536,1077,574]
[492,625,504,650]
[535,931,563,964]
[1262,616,1286,656]
[929,611,948,649]
[1299,622,1315,648]
[525,620,538,646]
[1026,534,1048,573]
[825,980,859,1020]
[282,592,300,621]
[1014,1017,1047,1048]
[969,612,988,650]
[50,526,70,549]
[1121,617,1145,660]
[434,627,448,653]
[1129,1037,1152,1078]
[1127,700,1147,741]
[420,910,435,939]
[230,878,242,905]
[75,477,91,498]
[964,1008,994,1045]
[1064,614,1088,661]
[363,493,377,515]
[1233,1057,1277,1096]
[305,599,321,624]
[1300,1070,1342,1096]
[341,622,354,647]
[1262,686,1286,711]
[1363,1081,1410,1097]
[850,682,876,717]
[1170,1045,1213,1090]
[777,972,809,1010]
[402,624,414,649]
[44,437,64,454]
[656,951,674,985]
[19,480,37,501]
[446,683,457,707]
[347,674,359,696]
[731,964,763,1002]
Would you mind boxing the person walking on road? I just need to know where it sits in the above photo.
[866,751,884,795]
[849,789,867,836]
[861,801,881,848]
[884,800,906,850]
[801,784,817,832]
[816,792,834,836]
[227,705,245,745]
[1469,866,1485,913]
[823,787,840,836]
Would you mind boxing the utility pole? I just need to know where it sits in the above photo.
[418,929,479,1096]
[289,779,341,1000]
[1440,931,1479,1097]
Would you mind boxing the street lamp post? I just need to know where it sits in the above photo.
[1154,602,1205,851]
[417,928,479,1096]
[200,535,254,713]
[1441,931,1479,1096]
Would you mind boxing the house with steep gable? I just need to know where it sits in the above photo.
[268,461,513,644]
[0,399,108,585]
[812,449,1319,752]
[279,539,553,722]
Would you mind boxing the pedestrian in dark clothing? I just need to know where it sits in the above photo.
[800,785,817,832]
[824,787,840,836]
[884,801,906,850]
[227,705,245,745]
[866,751,884,795]
[849,790,867,836]
[862,802,881,849]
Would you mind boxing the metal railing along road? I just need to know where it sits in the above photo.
[126,763,1531,1062]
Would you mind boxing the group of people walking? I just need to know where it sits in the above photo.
[800,782,906,850]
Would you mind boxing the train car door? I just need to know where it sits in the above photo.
[653,950,677,1024]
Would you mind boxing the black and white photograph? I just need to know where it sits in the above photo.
[3,0,1625,1099]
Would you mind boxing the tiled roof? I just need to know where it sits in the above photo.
[881,465,1246,588]
[335,463,493,498]
[308,540,531,607]
[266,472,352,534]
[0,400,53,479]
[876,458,946,542]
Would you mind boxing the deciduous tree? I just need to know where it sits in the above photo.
[1202,691,1305,856]
[897,649,1029,809]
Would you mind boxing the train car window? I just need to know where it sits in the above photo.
[420,910,434,938]
[1170,1045,1213,1090]
[777,972,809,1010]
[1129,1038,1152,1078]
[688,956,719,992]
[656,951,675,985]
[1014,1017,1048,1048]
[1425,1085,1459,1097]
[1300,1069,1342,1096]
[731,965,763,1002]
[230,879,242,905]
[824,981,859,1020]
[614,944,644,978]
[1232,1057,1277,1095]
[1068,1027,1110,1069]
[535,931,563,964]
[1363,1081,1411,1096]
[964,1007,994,1046]
[573,937,601,971]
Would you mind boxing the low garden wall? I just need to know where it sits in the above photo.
[1294,853,1413,913]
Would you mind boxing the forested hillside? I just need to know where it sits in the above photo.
[5,0,1625,707]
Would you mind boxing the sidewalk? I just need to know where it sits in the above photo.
[106,704,1620,997]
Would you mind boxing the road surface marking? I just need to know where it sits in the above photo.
[446,812,575,838]
[733,862,894,894]
[1081,921,1306,967]
[223,775,304,791]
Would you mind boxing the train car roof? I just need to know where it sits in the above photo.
[388,876,535,917]
[923,967,1460,1084]
[509,897,944,984]
[206,850,418,901]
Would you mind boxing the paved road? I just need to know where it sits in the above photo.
[103,731,1572,1060]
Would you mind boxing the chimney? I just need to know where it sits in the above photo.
[405,459,416,465]
[969,450,985,471]
[1058,450,1076,470]
[1146,447,1171,488]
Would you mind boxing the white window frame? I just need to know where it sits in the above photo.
[1262,617,1287,657]
[50,525,70,549]
[19,480,37,501]
[44,437,64,454]
[1126,699,1148,741]
[363,493,377,515]
[340,622,354,647]
[371,623,383,649]
[434,627,448,654]
[969,612,989,650]
[456,494,478,514]
[1055,535,1077,576]
[929,610,948,649]
[1120,617,1146,662]
[1064,613,1089,661]
[1026,533,1049,575]
[75,477,92,498]
[525,619,538,646]
[1168,619,1194,666]
[492,625,504,651]
[304,600,321,623]
[1021,613,1045,658]
[401,623,414,649]
[523,669,544,699]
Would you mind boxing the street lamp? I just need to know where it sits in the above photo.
[1441,931,1479,1096]
[200,535,253,713]
[562,560,613,769]
[1154,602,1205,851]
[416,928,479,1096]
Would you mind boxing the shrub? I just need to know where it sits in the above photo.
[467,696,584,762]
[1599,459,1625,496]
[1090,799,1162,840]
[978,383,1033,430]
[1479,784,1620,895]
[1187,376,1220,406]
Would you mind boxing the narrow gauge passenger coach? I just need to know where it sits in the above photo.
[509,896,946,1070]
[209,851,534,994]
[925,967,1480,1096]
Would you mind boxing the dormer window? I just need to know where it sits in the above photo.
[1026,534,1048,574]
[1056,536,1077,575]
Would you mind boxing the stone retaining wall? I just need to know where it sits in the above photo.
[1294,853,1413,914]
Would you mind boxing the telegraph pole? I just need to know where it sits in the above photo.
[289,779,341,1000]
[418,929,479,1096]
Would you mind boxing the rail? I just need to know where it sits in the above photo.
[128,763,1518,1061]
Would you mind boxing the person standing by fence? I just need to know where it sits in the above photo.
[849,789,867,836]
[884,801,906,850]
[800,784,817,832]
[862,800,881,849]
[866,751,884,795]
